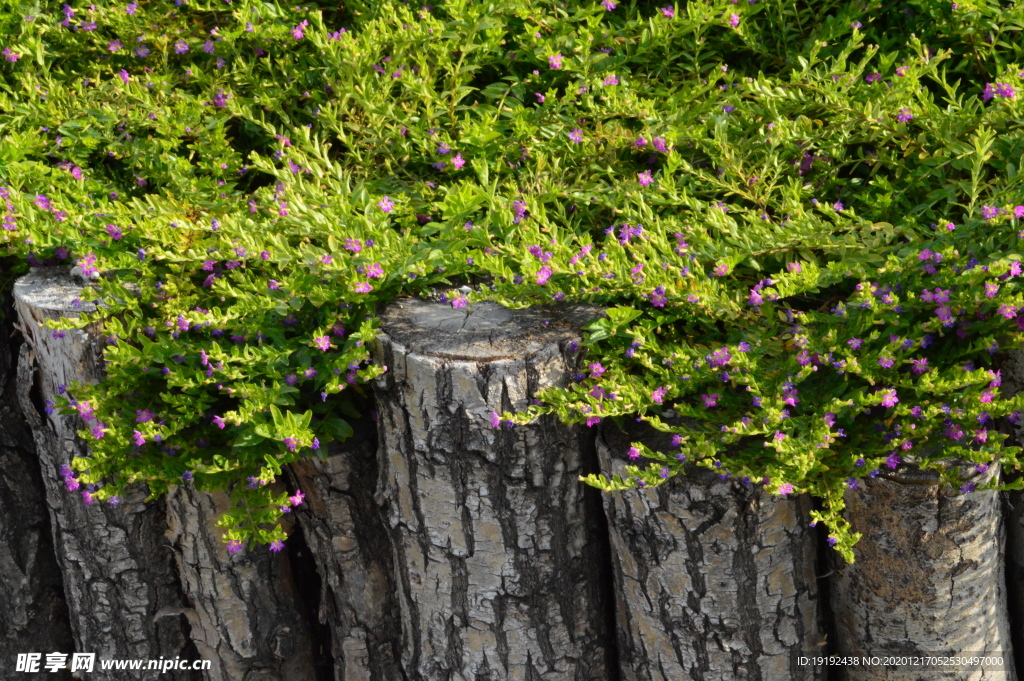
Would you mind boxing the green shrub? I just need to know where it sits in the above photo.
[1,0,1022,560]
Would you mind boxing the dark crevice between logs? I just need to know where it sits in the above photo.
[811,495,841,681]
[285,523,336,681]
[0,281,75,678]
[580,422,622,680]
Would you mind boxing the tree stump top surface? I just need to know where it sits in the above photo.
[379,297,603,360]
[13,267,95,313]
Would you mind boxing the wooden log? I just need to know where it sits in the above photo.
[371,298,611,681]
[0,282,74,676]
[164,484,318,681]
[286,412,405,681]
[14,267,196,680]
[596,419,826,681]
[831,463,1015,680]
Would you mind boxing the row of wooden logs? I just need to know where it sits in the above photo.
[2,267,1023,680]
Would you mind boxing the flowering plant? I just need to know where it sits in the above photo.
[1,0,1023,559]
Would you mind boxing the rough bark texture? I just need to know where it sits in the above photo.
[831,463,1015,680]
[371,298,610,681]
[14,267,196,681]
[0,279,74,679]
[165,485,318,681]
[596,419,825,681]
[286,412,405,681]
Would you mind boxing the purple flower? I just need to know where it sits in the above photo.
[701,393,719,408]
[601,0,617,9]
[536,265,553,285]
[879,388,899,408]
[132,430,146,446]
[589,362,607,378]
[604,74,619,86]
[712,263,729,277]
[268,279,280,290]
[451,153,466,169]
[174,40,190,54]
[535,93,545,103]
[651,387,668,403]
[212,415,226,429]
[847,338,862,350]
[548,53,563,69]
[451,294,469,309]
[877,357,894,368]
[108,39,122,52]
[135,44,150,57]
[126,2,137,13]
[269,539,285,552]
[660,6,675,17]
[3,48,20,62]
[981,206,999,219]
[628,446,641,460]
[314,336,331,351]
[354,282,373,293]
[638,170,654,187]
[728,13,740,27]
[568,128,584,143]
[377,196,394,213]
[777,483,794,496]
[226,539,243,554]
[895,108,913,123]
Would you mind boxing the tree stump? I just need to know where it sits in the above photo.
[0,283,74,678]
[596,419,826,681]
[370,298,610,681]
[286,412,405,681]
[164,484,318,681]
[831,463,1015,680]
[14,267,196,680]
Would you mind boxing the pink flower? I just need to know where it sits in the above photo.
[601,0,617,9]
[108,39,122,52]
[451,153,466,169]
[651,387,668,404]
[548,53,563,69]
[604,74,619,86]
[777,483,794,496]
[489,411,501,428]
[568,128,584,143]
[879,388,899,408]
[354,282,373,293]
[313,336,331,351]
[728,13,740,27]
[451,295,468,309]
[660,6,675,17]
[377,196,394,213]
[213,415,226,429]
[638,170,654,187]
[1014,206,1024,218]
[628,446,641,459]
[289,490,305,506]
[118,69,130,84]
[536,265,552,285]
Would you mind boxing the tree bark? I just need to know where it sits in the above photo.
[831,463,1015,680]
[164,484,318,681]
[596,419,826,681]
[0,279,74,679]
[14,267,196,681]
[286,412,405,681]
[370,298,610,681]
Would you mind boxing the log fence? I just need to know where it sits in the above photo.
[2,267,1022,680]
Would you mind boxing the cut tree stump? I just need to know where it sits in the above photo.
[831,463,1015,680]
[14,267,196,681]
[596,419,826,681]
[0,285,74,677]
[371,297,610,681]
[165,484,318,681]
[286,413,405,681]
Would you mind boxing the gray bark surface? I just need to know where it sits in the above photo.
[0,285,74,679]
[371,298,610,681]
[831,463,1015,680]
[14,267,196,681]
[596,420,825,681]
[165,485,318,681]
[286,414,405,681]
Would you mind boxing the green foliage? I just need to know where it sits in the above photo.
[1,0,1023,561]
